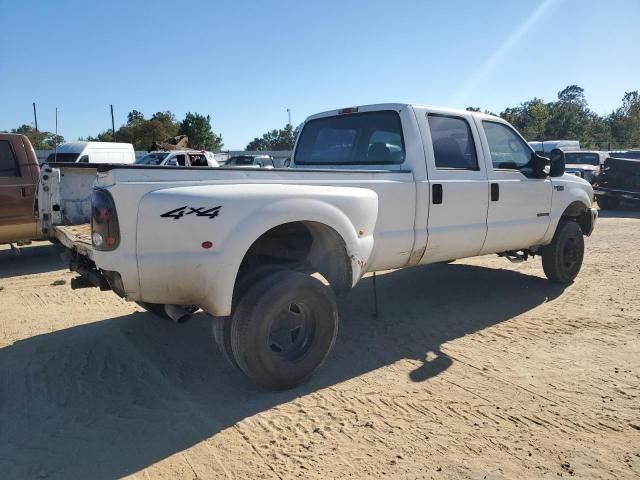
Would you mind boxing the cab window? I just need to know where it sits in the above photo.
[427,114,479,170]
[0,140,19,177]
[294,111,405,165]
[483,121,532,170]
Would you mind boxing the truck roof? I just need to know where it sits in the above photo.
[305,103,504,122]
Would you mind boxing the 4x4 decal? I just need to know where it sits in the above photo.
[160,205,221,220]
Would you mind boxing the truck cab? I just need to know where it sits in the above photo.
[0,134,40,244]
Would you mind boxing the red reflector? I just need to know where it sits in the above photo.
[201,241,213,249]
[338,107,359,115]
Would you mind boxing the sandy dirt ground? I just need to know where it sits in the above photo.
[1,209,639,479]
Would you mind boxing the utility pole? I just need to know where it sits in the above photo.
[286,108,291,126]
[110,104,116,141]
[54,108,58,163]
[32,103,39,132]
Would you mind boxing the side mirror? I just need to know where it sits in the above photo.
[549,148,565,177]
[532,153,549,178]
[165,159,179,167]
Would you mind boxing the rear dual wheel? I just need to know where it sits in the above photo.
[214,270,339,390]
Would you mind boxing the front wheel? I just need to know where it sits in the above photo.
[230,270,339,390]
[541,220,585,284]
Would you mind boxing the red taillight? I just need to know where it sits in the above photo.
[91,189,120,251]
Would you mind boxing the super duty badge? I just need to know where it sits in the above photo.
[160,205,221,220]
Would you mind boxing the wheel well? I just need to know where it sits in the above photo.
[235,221,352,298]
[561,201,592,236]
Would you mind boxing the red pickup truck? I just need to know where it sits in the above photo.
[0,133,41,245]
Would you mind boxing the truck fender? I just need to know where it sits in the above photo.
[541,180,593,245]
[135,184,378,317]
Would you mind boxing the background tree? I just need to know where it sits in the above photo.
[115,111,180,150]
[10,124,64,150]
[245,123,300,151]
[178,112,223,151]
[543,85,590,142]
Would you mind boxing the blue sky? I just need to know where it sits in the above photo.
[1,0,638,149]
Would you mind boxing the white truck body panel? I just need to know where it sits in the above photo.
[39,103,596,317]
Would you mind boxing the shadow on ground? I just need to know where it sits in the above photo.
[0,263,565,479]
[0,243,65,279]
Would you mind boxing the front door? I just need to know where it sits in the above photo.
[476,120,552,254]
[0,138,37,242]
[420,111,489,263]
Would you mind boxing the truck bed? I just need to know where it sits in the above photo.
[54,224,94,258]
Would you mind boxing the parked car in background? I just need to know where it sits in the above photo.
[135,150,219,167]
[46,142,135,164]
[529,140,580,156]
[0,133,41,245]
[608,149,640,160]
[594,155,640,209]
[225,154,275,168]
[563,150,607,184]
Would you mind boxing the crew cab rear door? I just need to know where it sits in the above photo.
[0,136,38,242]
[415,108,489,262]
[475,119,552,254]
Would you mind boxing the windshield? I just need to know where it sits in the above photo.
[135,152,169,165]
[294,111,405,165]
[46,152,79,163]
[565,152,599,165]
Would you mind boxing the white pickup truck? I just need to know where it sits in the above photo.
[39,103,597,390]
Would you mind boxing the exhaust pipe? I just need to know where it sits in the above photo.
[164,304,193,324]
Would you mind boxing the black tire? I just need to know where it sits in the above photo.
[541,220,585,284]
[230,270,338,390]
[212,316,238,369]
[597,196,620,210]
[211,265,284,369]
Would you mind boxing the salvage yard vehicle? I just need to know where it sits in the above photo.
[563,150,607,184]
[135,150,219,167]
[594,154,640,209]
[46,141,135,164]
[38,104,597,390]
[0,133,41,245]
[225,154,275,168]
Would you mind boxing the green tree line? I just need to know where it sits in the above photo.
[4,85,639,151]
[469,85,640,150]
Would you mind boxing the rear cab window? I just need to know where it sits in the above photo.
[427,114,479,170]
[294,111,405,165]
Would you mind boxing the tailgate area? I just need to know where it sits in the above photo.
[55,223,94,258]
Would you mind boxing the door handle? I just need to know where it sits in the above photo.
[491,183,499,201]
[432,184,443,204]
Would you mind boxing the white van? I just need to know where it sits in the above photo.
[46,142,135,164]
